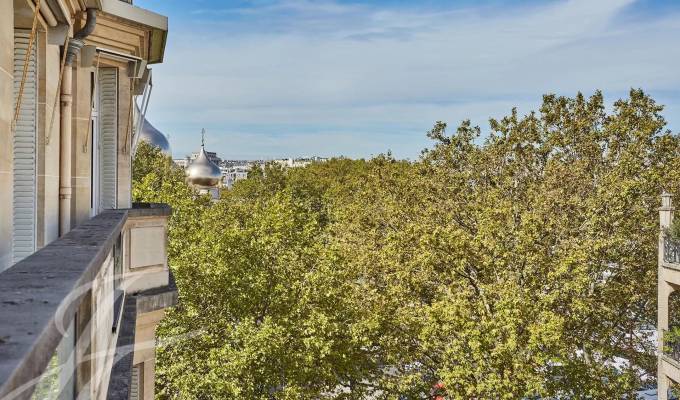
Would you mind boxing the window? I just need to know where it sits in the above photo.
[30,320,75,400]
[112,233,124,332]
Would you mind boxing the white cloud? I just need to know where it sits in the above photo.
[142,0,680,159]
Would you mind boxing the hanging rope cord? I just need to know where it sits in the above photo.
[11,0,42,134]
[122,61,138,155]
[122,84,135,155]
[82,52,101,152]
[46,34,70,145]
[14,5,136,153]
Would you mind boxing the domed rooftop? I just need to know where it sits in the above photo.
[186,130,222,188]
[139,117,172,156]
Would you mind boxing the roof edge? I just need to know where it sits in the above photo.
[99,0,168,63]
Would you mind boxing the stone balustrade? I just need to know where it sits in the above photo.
[0,203,174,400]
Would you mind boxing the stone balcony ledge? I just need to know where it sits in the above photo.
[129,202,172,218]
[0,203,172,399]
[135,271,178,314]
[106,271,177,400]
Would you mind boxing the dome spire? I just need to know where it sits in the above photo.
[201,128,206,148]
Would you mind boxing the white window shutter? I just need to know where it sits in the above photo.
[98,68,118,210]
[129,364,142,400]
[12,30,37,264]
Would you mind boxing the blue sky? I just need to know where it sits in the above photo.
[135,0,680,160]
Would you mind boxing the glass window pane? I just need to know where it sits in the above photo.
[31,320,75,400]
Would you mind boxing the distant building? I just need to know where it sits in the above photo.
[222,159,259,168]
[178,154,327,191]
[190,150,221,166]
[272,156,327,169]
[659,193,680,400]
[174,157,190,169]
[221,165,250,189]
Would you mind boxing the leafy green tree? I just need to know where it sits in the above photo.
[133,90,680,399]
[132,141,211,291]
[333,89,678,398]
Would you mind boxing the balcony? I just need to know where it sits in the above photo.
[0,204,175,400]
[665,236,680,266]
[665,329,680,364]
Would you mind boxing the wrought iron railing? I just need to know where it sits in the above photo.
[664,236,680,265]
[665,329,680,362]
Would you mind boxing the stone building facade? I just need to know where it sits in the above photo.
[659,193,680,399]
[0,1,174,399]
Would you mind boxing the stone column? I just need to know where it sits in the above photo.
[42,34,61,245]
[659,373,671,400]
[59,64,73,235]
[661,192,674,231]
[72,64,93,226]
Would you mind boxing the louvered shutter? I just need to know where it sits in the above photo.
[98,68,118,210]
[12,30,37,264]
[129,364,142,400]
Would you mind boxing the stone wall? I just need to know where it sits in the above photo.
[34,29,63,249]
[41,33,62,247]
[73,63,92,226]
[133,310,165,400]
[118,72,133,209]
[0,0,14,271]
[0,1,171,398]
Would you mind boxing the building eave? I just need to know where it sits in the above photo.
[99,0,168,64]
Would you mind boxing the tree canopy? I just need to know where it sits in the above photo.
[133,90,680,399]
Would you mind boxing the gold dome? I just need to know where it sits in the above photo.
[139,118,172,156]
[186,146,221,188]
